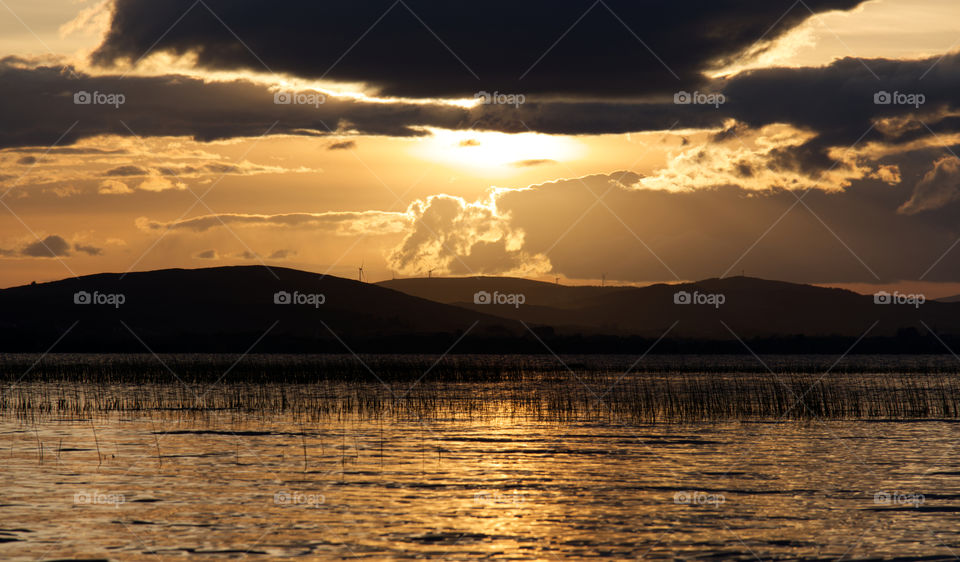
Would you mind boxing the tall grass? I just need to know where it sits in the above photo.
[1,354,959,423]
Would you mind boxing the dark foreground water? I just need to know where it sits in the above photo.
[2,413,960,559]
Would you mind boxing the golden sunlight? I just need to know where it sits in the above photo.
[413,128,583,173]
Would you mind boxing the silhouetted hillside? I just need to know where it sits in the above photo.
[2,268,960,353]
[381,276,960,339]
[0,266,518,352]
[378,277,631,309]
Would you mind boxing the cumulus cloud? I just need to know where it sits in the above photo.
[137,195,553,277]
[386,194,551,277]
[126,164,960,283]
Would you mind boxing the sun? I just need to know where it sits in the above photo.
[413,128,582,173]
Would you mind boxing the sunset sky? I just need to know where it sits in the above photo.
[4,0,960,296]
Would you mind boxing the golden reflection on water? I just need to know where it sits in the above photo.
[1,409,959,560]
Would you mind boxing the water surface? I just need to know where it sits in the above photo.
[3,412,959,559]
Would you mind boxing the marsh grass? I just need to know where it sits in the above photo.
[1,354,959,423]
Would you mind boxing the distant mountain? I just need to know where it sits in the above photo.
[379,277,630,309]
[380,276,960,339]
[0,266,518,352]
[937,294,960,303]
[2,267,959,353]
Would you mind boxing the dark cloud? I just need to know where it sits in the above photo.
[16,155,36,165]
[0,59,467,149]
[2,236,102,259]
[327,140,356,151]
[493,172,960,284]
[268,249,295,259]
[710,122,750,143]
[20,235,71,258]
[104,165,149,176]
[204,163,242,174]
[512,159,557,167]
[235,249,295,259]
[899,156,960,215]
[3,53,960,188]
[92,0,866,98]
[195,249,218,259]
[714,55,960,173]
[486,53,960,175]
[503,54,960,136]
[73,243,104,256]
[7,147,129,155]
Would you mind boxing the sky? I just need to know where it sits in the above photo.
[3,0,960,296]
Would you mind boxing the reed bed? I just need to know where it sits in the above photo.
[1,354,959,423]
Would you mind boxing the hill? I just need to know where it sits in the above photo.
[2,267,960,353]
[0,266,518,352]
[379,276,960,339]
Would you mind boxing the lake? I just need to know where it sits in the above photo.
[2,354,959,559]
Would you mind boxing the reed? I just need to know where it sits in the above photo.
[1,354,958,423]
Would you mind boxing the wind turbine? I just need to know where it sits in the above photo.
[428,268,435,279]
[358,260,365,283]
[601,273,607,287]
